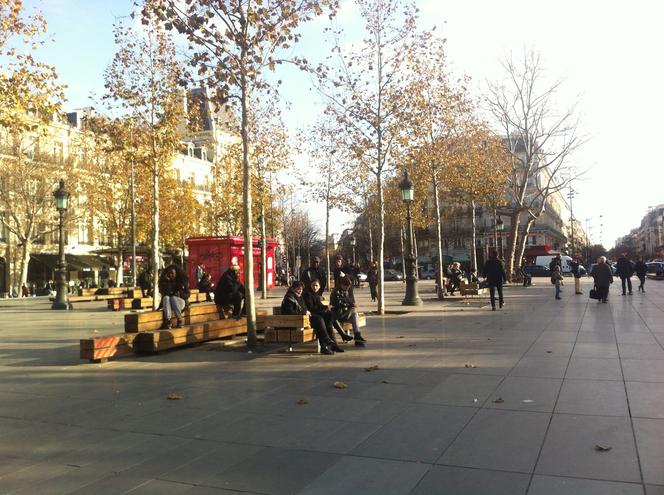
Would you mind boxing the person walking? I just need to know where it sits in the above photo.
[483,250,507,311]
[592,256,613,303]
[570,255,585,295]
[616,252,634,295]
[635,256,648,293]
[551,265,564,300]
[367,261,378,302]
[300,257,327,295]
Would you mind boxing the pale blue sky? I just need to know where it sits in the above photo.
[26,0,664,247]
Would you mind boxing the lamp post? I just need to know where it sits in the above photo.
[52,179,70,310]
[350,234,356,265]
[494,212,504,259]
[400,171,422,306]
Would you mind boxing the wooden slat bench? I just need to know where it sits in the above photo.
[459,282,486,297]
[79,333,138,363]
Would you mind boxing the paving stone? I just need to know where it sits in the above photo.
[509,357,569,379]
[485,376,562,412]
[572,342,620,359]
[622,359,664,382]
[626,381,664,419]
[351,404,474,462]
[438,409,550,472]
[618,343,664,360]
[555,379,629,416]
[418,373,503,407]
[297,456,429,495]
[528,475,643,494]
[646,485,664,495]
[536,414,641,482]
[633,418,664,485]
[565,357,623,380]
[410,465,529,495]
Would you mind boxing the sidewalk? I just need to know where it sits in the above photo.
[0,278,662,494]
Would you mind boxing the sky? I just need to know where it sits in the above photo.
[24,0,664,248]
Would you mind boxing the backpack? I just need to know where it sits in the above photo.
[550,276,556,285]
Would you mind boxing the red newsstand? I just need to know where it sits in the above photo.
[186,236,279,289]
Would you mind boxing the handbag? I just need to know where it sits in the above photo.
[589,286,600,300]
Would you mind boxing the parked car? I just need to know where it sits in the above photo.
[646,262,664,276]
[535,255,573,274]
[523,265,551,277]
[383,269,403,281]
[420,268,436,280]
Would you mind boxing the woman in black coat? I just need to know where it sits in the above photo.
[330,276,367,347]
[157,264,190,329]
[281,281,338,355]
[303,280,351,347]
[634,257,648,293]
[591,256,614,303]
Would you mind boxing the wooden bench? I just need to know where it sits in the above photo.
[260,306,366,351]
[459,282,486,296]
[80,302,268,362]
[106,290,209,311]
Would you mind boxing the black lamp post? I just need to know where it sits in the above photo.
[350,234,356,265]
[52,179,70,310]
[494,213,504,258]
[400,171,422,306]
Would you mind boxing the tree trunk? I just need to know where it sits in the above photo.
[325,195,331,293]
[515,217,536,272]
[470,200,477,273]
[260,203,267,299]
[368,214,374,263]
[240,75,257,348]
[505,210,521,281]
[376,173,385,315]
[116,244,123,287]
[432,174,445,298]
[19,238,31,287]
[151,144,160,310]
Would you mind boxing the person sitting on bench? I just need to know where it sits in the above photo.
[303,280,351,349]
[281,281,339,355]
[158,264,190,329]
[214,263,245,319]
[330,276,367,347]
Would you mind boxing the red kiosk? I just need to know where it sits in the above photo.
[186,236,279,289]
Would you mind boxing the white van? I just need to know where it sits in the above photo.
[535,255,573,274]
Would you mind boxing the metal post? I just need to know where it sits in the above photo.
[402,201,422,306]
[52,208,68,310]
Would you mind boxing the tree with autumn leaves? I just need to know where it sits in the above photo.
[144,0,339,347]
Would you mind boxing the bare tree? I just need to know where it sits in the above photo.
[485,50,584,278]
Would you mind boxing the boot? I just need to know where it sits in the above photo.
[176,318,183,328]
[330,343,345,353]
[160,320,171,330]
[320,345,335,355]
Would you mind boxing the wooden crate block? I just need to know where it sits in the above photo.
[79,333,137,362]
[257,314,310,329]
[134,320,247,353]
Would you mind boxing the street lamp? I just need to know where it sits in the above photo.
[350,234,356,265]
[399,171,422,306]
[52,179,70,310]
[494,214,504,259]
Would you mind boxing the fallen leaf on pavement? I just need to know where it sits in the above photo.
[594,444,612,452]
[334,381,348,389]
[297,399,308,405]
[381,380,391,384]
[546,350,553,354]
[167,393,182,400]
[365,365,380,372]
[397,336,405,339]
[493,398,505,403]
[407,344,417,347]
[465,363,477,368]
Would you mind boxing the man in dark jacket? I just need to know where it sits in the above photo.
[634,256,648,293]
[549,254,562,273]
[570,255,585,295]
[592,256,613,303]
[332,256,354,288]
[300,257,327,294]
[483,250,507,311]
[616,252,634,295]
[214,264,245,318]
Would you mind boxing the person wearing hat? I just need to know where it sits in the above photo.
[301,256,327,295]
[214,262,245,319]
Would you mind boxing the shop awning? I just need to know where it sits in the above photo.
[31,254,108,272]
[524,245,552,257]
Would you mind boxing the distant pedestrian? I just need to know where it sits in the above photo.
[483,250,507,311]
[551,266,564,300]
[570,255,585,295]
[367,261,378,302]
[635,256,648,293]
[138,266,153,298]
[616,252,634,295]
[195,264,205,285]
[592,256,613,303]
[448,262,463,295]
[520,258,532,287]
[198,269,213,302]
[21,284,28,298]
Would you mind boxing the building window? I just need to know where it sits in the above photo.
[527,235,537,246]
